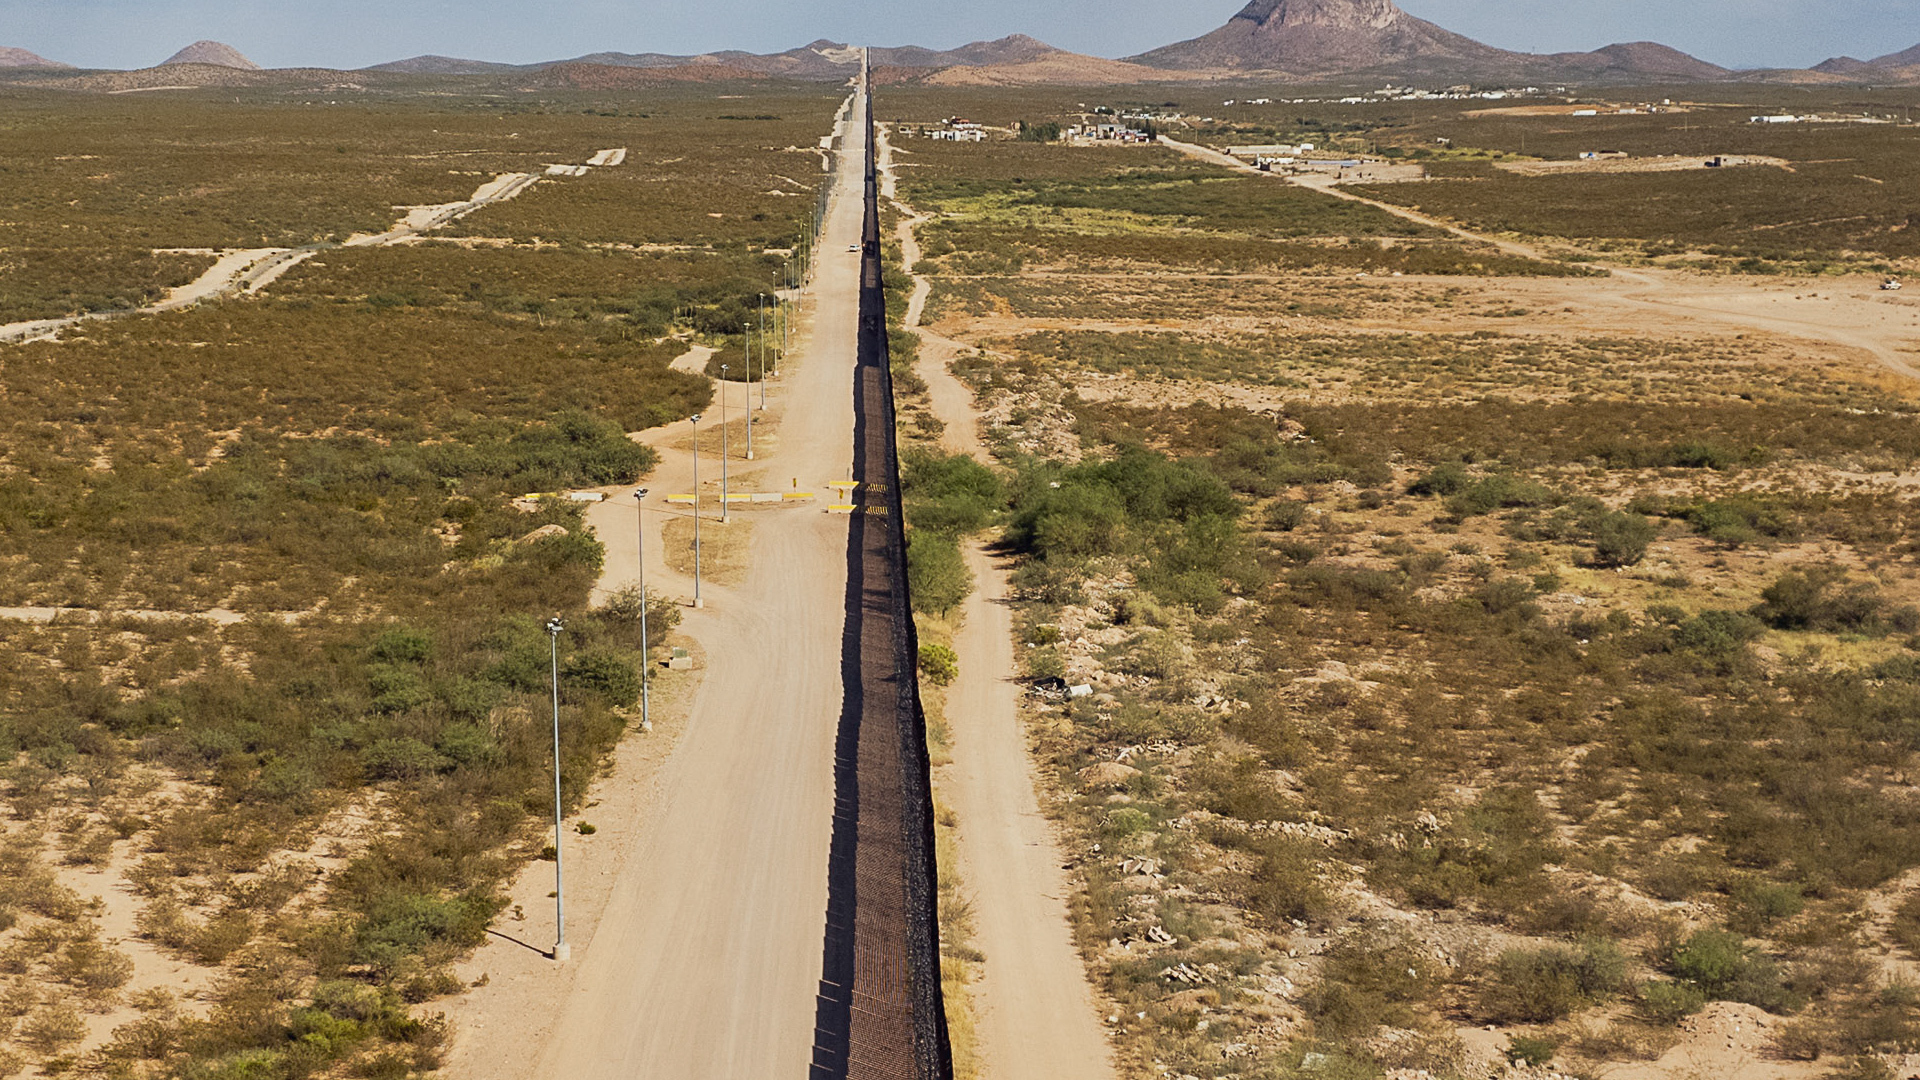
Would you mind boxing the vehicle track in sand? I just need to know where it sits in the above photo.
[0,151,626,345]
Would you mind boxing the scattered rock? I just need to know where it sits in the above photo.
[1079,762,1141,790]
[518,524,569,543]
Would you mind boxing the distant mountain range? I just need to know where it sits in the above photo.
[8,7,1920,88]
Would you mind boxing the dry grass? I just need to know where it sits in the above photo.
[660,514,754,587]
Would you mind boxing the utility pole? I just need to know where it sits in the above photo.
[759,294,768,411]
[689,414,704,608]
[633,489,652,733]
[719,365,731,523]
[546,616,570,962]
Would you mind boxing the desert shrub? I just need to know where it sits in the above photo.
[1727,878,1805,933]
[597,585,682,651]
[1409,461,1472,496]
[361,739,449,782]
[1640,979,1707,1023]
[1587,510,1657,568]
[902,450,1004,535]
[1663,929,1801,1013]
[907,531,972,617]
[562,649,640,709]
[54,935,134,992]
[1374,787,1557,910]
[20,1002,86,1054]
[1506,1034,1558,1065]
[1480,937,1628,1023]
[1444,475,1557,518]
[1303,931,1444,1037]
[1247,836,1341,924]
[1753,568,1910,634]
[1265,499,1308,532]
[1672,609,1766,657]
[918,643,959,687]
[351,892,500,975]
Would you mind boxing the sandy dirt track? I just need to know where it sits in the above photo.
[883,123,1119,1080]
[437,94,863,1080]
[0,165,567,344]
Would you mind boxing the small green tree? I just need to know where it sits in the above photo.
[1588,510,1656,567]
[907,531,972,617]
[918,643,959,687]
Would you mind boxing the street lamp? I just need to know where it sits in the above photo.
[758,293,769,412]
[545,616,570,963]
[633,488,652,733]
[719,364,732,523]
[746,310,756,459]
[689,414,704,609]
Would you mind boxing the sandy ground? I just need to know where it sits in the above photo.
[1157,135,1920,382]
[883,123,1119,1080]
[436,93,864,1080]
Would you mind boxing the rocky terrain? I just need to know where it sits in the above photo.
[1133,0,1732,82]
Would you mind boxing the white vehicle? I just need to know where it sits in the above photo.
[1883,278,1904,291]
[847,244,859,253]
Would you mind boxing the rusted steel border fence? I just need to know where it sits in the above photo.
[809,70,954,1080]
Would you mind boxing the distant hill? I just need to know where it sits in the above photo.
[1543,42,1730,82]
[160,41,258,70]
[0,47,69,69]
[1132,0,1732,82]
[1873,43,1920,67]
[364,55,520,75]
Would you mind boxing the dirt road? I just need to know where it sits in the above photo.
[877,127,984,460]
[1,165,569,344]
[1159,134,1920,383]
[881,123,1118,1080]
[438,94,864,1080]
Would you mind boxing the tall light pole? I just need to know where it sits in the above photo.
[689,414,704,609]
[758,294,769,412]
[546,616,570,963]
[719,364,732,522]
[746,308,757,459]
[633,488,652,733]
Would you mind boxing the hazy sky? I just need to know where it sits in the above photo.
[8,0,1919,72]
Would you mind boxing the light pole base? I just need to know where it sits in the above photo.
[553,942,571,963]
[693,598,705,609]
[747,451,755,460]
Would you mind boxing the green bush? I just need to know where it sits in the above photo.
[1665,929,1801,1013]
[907,531,972,617]
[902,450,1004,535]
[1481,938,1628,1023]
[1588,510,1656,568]
[918,643,959,687]
[1506,1034,1558,1065]
[1409,461,1473,496]
[1640,979,1708,1023]
[562,649,641,709]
